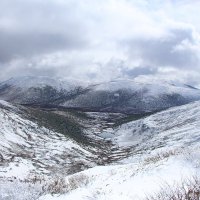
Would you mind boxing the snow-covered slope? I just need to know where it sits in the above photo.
[0,76,88,91]
[0,76,87,104]
[40,150,200,200]
[0,100,96,180]
[39,101,200,200]
[1,76,200,113]
[112,100,200,150]
[1,83,200,199]
[0,100,134,199]
[61,78,200,113]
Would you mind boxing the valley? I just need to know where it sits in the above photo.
[1,77,200,200]
[1,0,200,199]
[1,99,200,199]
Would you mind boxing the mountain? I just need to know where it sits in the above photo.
[0,100,96,178]
[61,78,200,113]
[0,76,88,105]
[0,99,135,199]
[39,100,200,200]
[0,76,200,114]
[1,99,200,199]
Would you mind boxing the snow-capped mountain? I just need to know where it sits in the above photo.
[61,78,200,113]
[0,76,87,104]
[0,76,84,90]
[1,76,200,114]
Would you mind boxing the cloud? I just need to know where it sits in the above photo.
[125,27,200,69]
[121,66,158,78]
[0,30,87,62]
[0,0,88,62]
[0,0,200,85]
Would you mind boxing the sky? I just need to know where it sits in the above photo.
[0,0,200,86]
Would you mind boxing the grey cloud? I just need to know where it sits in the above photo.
[121,66,158,78]
[125,28,200,69]
[0,30,87,63]
[0,0,88,63]
[0,0,200,85]
[0,58,62,81]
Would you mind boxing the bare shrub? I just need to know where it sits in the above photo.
[45,173,89,195]
[25,174,46,184]
[46,177,68,194]
[144,149,180,165]
[146,176,200,200]
[67,173,89,191]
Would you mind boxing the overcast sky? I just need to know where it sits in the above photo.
[0,0,200,86]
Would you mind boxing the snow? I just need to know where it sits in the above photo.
[0,100,15,109]
[0,102,96,180]
[39,149,200,200]
[93,78,200,99]
[60,76,200,114]
[112,101,200,149]
[38,101,200,200]
[1,76,200,115]
[0,179,44,200]
[1,159,35,179]
[1,99,200,199]
[0,76,88,91]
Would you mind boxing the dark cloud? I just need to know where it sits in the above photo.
[0,31,86,63]
[0,0,88,63]
[122,66,158,78]
[125,28,200,69]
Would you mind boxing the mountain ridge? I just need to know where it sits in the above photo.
[1,76,200,114]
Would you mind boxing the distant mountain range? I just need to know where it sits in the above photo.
[0,76,200,113]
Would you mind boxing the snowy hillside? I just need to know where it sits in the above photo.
[0,100,135,199]
[112,100,200,150]
[0,76,87,91]
[1,76,200,113]
[61,78,200,113]
[0,76,87,104]
[39,101,200,200]
[0,100,98,179]
[1,97,200,199]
